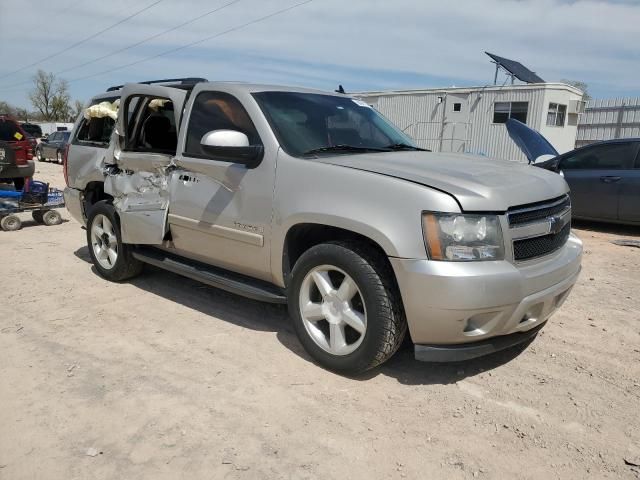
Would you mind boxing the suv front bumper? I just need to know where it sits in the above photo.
[390,233,582,361]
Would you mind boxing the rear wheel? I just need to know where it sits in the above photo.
[1,215,22,231]
[86,201,143,281]
[288,241,406,374]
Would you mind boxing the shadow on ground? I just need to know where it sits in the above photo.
[573,219,640,237]
[74,246,530,387]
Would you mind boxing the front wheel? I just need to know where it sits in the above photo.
[56,151,63,164]
[86,201,143,281]
[288,241,406,374]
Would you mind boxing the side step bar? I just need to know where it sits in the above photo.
[132,247,287,304]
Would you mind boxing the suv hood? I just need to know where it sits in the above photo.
[318,151,569,211]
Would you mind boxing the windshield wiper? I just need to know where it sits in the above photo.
[383,143,430,151]
[302,144,390,156]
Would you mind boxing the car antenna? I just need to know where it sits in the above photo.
[335,84,345,94]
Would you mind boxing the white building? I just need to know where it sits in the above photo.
[357,83,585,162]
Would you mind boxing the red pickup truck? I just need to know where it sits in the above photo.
[0,114,35,189]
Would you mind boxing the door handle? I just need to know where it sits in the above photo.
[600,176,621,183]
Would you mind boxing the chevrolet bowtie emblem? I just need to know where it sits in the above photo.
[548,215,563,235]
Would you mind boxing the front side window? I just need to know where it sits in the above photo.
[185,91,261,158]
[562,142,636,170]
[252,91,417,157]
[547,103,567,127]
[493,101,528,124]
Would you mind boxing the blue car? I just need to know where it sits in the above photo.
[507,119,640,225]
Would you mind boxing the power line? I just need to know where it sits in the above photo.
[0,0,164,81]
[66,0,316,84]
[55,0,243,77]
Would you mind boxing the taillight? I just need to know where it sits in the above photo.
[63,144,70,186]
[26,145,33,160]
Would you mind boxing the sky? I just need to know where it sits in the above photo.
[0,0,639,109]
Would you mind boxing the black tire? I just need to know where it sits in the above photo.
[42,209,62,226]
[288,241,406,374]
[1,215,22,231]
[86,200,143,281]
[56,151,63,164]
[32,210,44,223]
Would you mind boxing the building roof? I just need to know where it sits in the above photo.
[355,82,584,97]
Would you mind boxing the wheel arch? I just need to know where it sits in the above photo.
[82,182,113,220]
[279,220,398,289]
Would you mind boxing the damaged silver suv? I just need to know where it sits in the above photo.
[64,78,582,373]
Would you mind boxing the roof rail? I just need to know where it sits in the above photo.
[106,77,208,92]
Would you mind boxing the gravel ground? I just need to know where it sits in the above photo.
[1,161,639,479]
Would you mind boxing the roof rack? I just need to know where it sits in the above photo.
[106,77,208,92]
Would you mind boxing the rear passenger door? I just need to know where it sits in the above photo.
[106,84,186,245]
[618,143,640,223]
[560,142,637,221]
[115,84,186,172]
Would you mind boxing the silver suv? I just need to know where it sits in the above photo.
[63,78,582,373]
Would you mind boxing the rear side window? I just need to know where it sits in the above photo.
[74,97,119,147]
[0,118,25,142]
[562,142,637,170]
[184,91,261,157]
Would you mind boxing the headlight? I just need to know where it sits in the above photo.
[422,213,504,261]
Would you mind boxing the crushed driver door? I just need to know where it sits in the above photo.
[104,84,186,244]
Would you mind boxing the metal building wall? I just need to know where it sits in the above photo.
[360,87,549,163]
[576,98,640,147]
[465,88,546,162]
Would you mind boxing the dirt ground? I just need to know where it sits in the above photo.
[1,160,639,480]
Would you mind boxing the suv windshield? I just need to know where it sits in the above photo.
[252,91,418,157]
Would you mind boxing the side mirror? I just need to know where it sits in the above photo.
[200,130,264,168]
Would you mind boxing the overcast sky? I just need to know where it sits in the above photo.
[0,0,638,109]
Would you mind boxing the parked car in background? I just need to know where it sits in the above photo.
[63,79,582,373]
[37,130,71,164]
[0,114,35,189]
[507,119,640,225]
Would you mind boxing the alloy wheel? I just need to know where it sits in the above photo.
[90,214,118,269]
[299,265,367,356]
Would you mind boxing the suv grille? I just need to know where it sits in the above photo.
[508,195,571,227]
[513,223,571,261]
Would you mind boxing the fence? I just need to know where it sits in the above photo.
[576,98,640,147]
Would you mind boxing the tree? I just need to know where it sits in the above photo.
[28,69,73,121]
[72,99,85,121]
[0,100,17,116]
[560,79,591,101]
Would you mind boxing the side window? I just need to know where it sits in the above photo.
[75,97,119,147]
[185,91,261,157]
[635,146,640,169]
[562,143,636,170]
[126,96,177,155]
[493,102,528,124]
[547,103,567,127]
